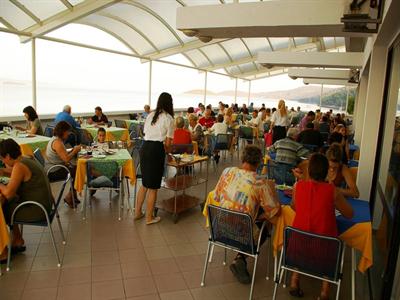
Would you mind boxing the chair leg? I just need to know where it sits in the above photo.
[351,248,355,300]
[249,255,259,300]
[336,281,341,300]
[208,244,215,263]
[70,182,76,210]
[223,248,227,266]
[367,268,373,300]
[134,181,137,212]
[6,226,13,272]
[47,220,61,267]
[266,238,271,280]
[55,212,66,245]
[201,241,212,287]
[83,186,88,220]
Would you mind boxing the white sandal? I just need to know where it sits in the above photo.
[146,216,161,225]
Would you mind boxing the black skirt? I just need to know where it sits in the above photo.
[273,126,287,143]
[140,141,165,189]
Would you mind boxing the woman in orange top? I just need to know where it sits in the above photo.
[290,153,353,299]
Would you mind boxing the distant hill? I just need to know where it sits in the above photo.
[184,85,338,101]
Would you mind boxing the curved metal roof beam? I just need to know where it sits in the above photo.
[217,43,243,75]
[180,53,198,68]
[175,0,186,6]
[122,0,184,46]
[59,0,73,10]
[197,48,214,67]
[76,20,140,55]
[96,12,159,53]
[9,0,41,24]
[239,38,259,71]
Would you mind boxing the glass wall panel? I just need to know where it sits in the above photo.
[151,61,205,110]
[321,84,348,114]
[0,33,32,117]
[36,39,149,114]
[236,79,249,106]
[206,72,236,108]
[249,74,311,110]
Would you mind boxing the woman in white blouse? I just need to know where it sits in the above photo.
[270,99,289,143]
[134,93,174,225]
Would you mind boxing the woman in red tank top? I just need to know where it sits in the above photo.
[289,153,353,300]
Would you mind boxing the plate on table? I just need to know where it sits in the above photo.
[275,184,293,191]
[92,154,106,159]
[0,177,9,185]
[105,149,117,155]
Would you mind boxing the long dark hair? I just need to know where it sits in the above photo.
[23,106,39,121]
[151,92,174,125]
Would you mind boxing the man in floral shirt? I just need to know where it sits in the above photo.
[212,145,280,284]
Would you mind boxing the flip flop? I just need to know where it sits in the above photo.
[134,212,145,221]
[146,216,161,225]
[289,287,304,298]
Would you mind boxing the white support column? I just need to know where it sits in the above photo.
[204,71,207,106]
[357,45,388,200]
[32,38,37,109]
[148,60,152,107]
[234,78,238,104]
[353,73,368,145]
[319,84,323,109]
[247,81,251,106]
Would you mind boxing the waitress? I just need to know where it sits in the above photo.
[134,92,174,225]
[270,99,289,143]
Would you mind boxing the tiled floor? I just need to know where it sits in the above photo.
[1,155,371,300]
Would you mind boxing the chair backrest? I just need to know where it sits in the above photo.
[130,138,143,173]
[129,113,138,120]
[44,125,55,137]
[33,148,45,167]
[86,160,121,188]
[263,122,270,132]
[267,160,296,185]
[78,128,94,146]
[207,205,255,255]
[52,173,72,214]
[129,123,144,139]
[114,119,127,128]
[282,227,344,282]
[171,143,194,154]
[214,134,232,151]
[320,132,329,143]
[239,126,253,139]
[301,144,319,153]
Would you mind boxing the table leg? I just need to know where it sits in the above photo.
[351,248,355,300]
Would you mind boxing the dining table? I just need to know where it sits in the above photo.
[0,132,50,156]
[81,125,130,145]
[74,149,136,220]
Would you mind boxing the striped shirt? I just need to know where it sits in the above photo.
[269,137,309,165]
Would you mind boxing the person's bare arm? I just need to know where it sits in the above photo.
[0,163,29,200]
[291,183,297,211]
[338,165,360,198]
[27,125,38,135]
[334,188,353,219]
[53,139,81,163]
[164,137,173,153]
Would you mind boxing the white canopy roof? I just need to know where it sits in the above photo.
[0,0,346,80]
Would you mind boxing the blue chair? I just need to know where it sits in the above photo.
[114,119,127,128]
[266,160,296,186]
[201,205,271,300]
[6,172,71,270]
[273,227,345,300]
[84,160,123,220]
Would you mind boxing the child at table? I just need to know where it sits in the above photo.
[289,153,353,300]
[96,128,108,149]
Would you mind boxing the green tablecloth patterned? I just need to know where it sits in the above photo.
[0,133,50,155]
